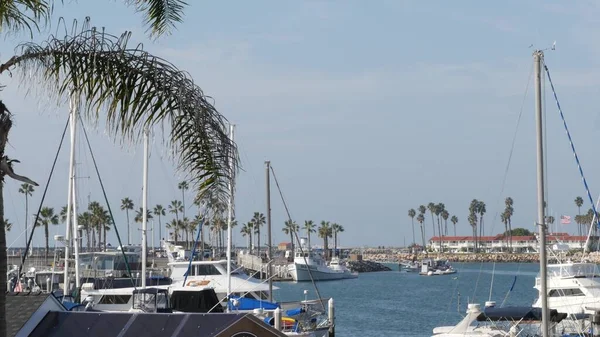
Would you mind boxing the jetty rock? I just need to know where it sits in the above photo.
[347,260,391,273]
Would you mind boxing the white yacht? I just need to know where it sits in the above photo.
[80,258,277,311]
[287,238,358,282]
[432,303,511,337]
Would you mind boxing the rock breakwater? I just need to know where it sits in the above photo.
[350,249,600,264]
[347,260,392,273]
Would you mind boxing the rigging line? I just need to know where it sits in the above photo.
[490,63,534,233]
[542,59,550,228]
[543,64,599,230]
[182,208,208,287]
[15,114,70,290]
[78,114,136,289]
[269,165,326,312]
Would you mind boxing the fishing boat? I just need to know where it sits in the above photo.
[419,258,456,276]
[288,238,359,281]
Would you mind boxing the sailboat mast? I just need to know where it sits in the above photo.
[226,124,235,311]
[266,160,272,302]
[141,128,149,289]
[534,49,549,337]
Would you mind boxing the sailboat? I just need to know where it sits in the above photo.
[431,50,570,337]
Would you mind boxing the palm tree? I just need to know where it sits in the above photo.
[441,209,449,236]
[469,199,480,252]
[416,213,425,251]
[407,209,416,251]
[318,221,333,260]
[303,220,316,251]
[78,211,93,250]
[331,223,344,257]
[135,207,153,227]
[0,3,222,330]
[418,205,427,240]
[435,203,444,252]
[427,202,436,239]
[500,211,508,251]
[505,197,514,252]
[575,196,584,236]
[450,216,458,236]
[252,212,266,256]
[168,200,184,242]
[35,207,58,259]
[121,197,134,245]
[241,222,254,252]
[178,181,189,219]
[153,204,166,243]
[477,200,486,242]
[18,183,34,249]
[468,212,478,253]
[282,220,299,254]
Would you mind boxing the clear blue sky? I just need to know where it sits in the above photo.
[1,1,600,250]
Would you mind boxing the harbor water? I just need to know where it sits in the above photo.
[273,262,540,336]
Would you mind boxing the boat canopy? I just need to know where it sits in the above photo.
[227,296,280,311]
[476,306,567,323]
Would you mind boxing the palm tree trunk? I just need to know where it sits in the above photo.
[430,214,436,239]
[126,210,130,245]
[437,217,442,252]
[420,224,425,250]
[334,233,337,258]
[508,218,513,252]
[307,232,311,251]
[45,223,49,259]
[410,219,415,251]
[453,223,456,236]
[257,227,261,257]
[103,226,107,251]
[290,232,294,255]
[0,180,7,335]
[97,226,101,251]
[24,194,28,252]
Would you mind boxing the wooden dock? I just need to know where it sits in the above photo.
[237,253,293,281]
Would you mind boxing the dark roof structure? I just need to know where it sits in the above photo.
[6,291,66,337]
[29,311,289,337]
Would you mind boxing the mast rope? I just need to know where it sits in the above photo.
[14,114,70,291]
[78,116,136,288]
[543,64,598,233]
[270,165,327,312]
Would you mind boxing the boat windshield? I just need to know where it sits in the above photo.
[544,263,600,279]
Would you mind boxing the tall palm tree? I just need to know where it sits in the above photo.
[435,203,445,252]
[282,220,299,254]
[441,209,449,236]
[18,183,34,249]
[240,222,254,250]
[251,212,266,256]
[135,207,153,224]
[178,181,189,219]
[331,223,344,257]
[450,216,458,236]
[416,213,425,251]
[500,211,508,251]
[478,200,486,241]
[468,212,478,253]
[318,221,333,260]
[469,199,479,252]
[35,207,58,258]
[153,204,166,243]
[418,205,427,240]
[121,197,134,245]
[303,220,316,251]
[427,202,436,239]
[0,4,229,331]
[78,211,93,250]
[407,209,416,251]
[575,196,584,236]
[505,197,514,252]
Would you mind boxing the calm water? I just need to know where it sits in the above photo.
[273,262,541,337]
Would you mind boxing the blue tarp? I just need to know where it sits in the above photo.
[227,296,280,311]
[285,307,305,317]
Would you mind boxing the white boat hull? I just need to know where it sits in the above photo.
[288,263,358,281]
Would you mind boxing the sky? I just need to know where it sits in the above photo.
[2,1,600,249]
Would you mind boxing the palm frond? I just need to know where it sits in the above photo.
[0,0,50,37]
[0,24,237,203]
[126,0,188,38]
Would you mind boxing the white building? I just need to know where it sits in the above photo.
[428,233,593,253]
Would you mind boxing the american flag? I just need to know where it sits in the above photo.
[560,215,571,225]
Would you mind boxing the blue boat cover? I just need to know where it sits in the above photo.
[285,307,305,317]
[227,296,280,310]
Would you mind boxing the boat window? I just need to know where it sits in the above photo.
[548,288,585,297]
[98,295,132,304]
[190,264,221,276]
